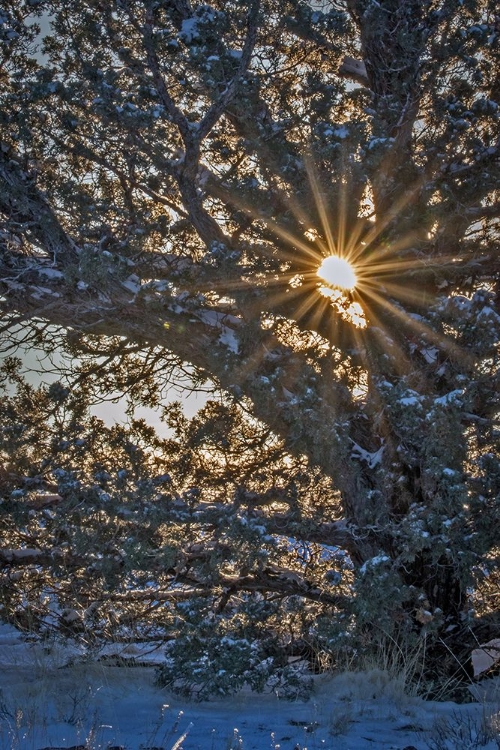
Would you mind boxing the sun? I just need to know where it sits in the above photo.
[317,255,357,291]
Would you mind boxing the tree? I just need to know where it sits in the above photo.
[0,0,499,697]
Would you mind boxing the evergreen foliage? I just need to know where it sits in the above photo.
[0,0,499,697]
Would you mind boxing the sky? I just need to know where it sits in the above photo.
[0,325,208,434]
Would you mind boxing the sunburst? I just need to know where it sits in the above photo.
[207,145,468,366]
[317,255,357,291]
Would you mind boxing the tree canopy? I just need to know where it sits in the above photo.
[0,0,499,698]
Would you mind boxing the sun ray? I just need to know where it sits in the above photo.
[362,250,467,279]
[361,279,438,309]
[206,147,473,381]
[212,178,326,265]
[355,176,427,254]
[306,295,342,335]
[291,288,333,329]
[305,156,339,257]
[343,217,371,265]
[359,284,475,369]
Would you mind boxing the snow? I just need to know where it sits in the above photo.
[359,555,390,574]
[194,309,241,353]
[398,396,421,406]
[366,137,395,150]
[196,310,240,329]
[0,547,42,561]
[38,268,64,280]
[180,18,199,43]
[433,389,463,406]
[479,305,500,322]
[218,327,239,354]
[451,295,472,310]
[0,624,499,749]
[472,640,500,678]
[330,126,349,139]
[29,285,61,299]
[351,442,384,469]
[121,274,141,294]
[420,346,438,364]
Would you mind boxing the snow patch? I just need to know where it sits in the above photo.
[420,346,439,364]
[434,389,463,406]
[180,17,199,43]
[196,309,240,328]
[121,274,141,294]
[29,285,61,298]
[360,555,390,574]
[218,327,239,354]
[479,305,500,323]
[332,125,349,138]
[351,442,384,469]
[38,267,64,280]
[0,632,498,749]
[398,396,421,406]
[367,137,395,150]
[472,639,500,678]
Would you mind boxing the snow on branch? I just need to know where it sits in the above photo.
[338,56,369,86]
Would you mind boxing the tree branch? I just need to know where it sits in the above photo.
[197,0,260,142]
[0,145,78,267]
[142,6,191,142]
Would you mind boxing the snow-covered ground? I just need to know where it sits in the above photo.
[1,624,499,750]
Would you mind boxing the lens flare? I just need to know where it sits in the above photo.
[317,255,357,291]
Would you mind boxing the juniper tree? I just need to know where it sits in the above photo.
[0,0,499,695]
